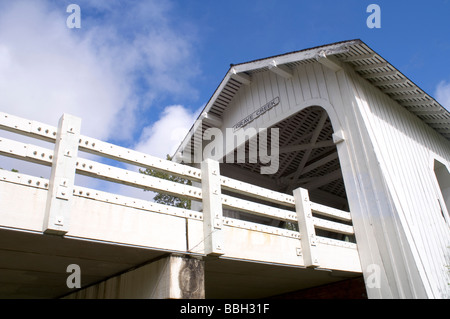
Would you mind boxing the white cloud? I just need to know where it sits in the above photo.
[134,104,201,159]
[107,103,201,200]
[0,0,133,141]
[0,0,202,196]
[435,80,450,111]
[0,0,199,141]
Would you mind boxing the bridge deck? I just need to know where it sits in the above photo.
[0,171,361,298]
[0,227,361,299]
[0,112,362,298]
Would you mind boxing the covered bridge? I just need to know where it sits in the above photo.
[174,39,450,299]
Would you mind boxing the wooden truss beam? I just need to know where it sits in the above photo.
[279,140,335,154]
[280,151,339,184]
[301,169,343,190]
[287,111,329,191]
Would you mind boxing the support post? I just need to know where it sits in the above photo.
[201,158,224,256]
[43,114,81,235]
[293,187,320,268]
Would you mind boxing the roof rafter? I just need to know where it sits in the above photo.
[268,60,293,79]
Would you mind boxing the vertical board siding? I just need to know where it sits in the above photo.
[314,63,330,101]
[250,73,261,127]
[305,63,320,99]
[222,62,334,131]
[322,66,345,128]
[348,69,450,298]
[366,85,438,297]
[272,71,290,116]
[219,60,450,298]
[298,64,312,102]
[336,68,400,298]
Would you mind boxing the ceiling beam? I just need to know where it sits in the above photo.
[275,110,317,177]
[299,152,339,176]
[279,140,335,154]
[301,169,343,190]
[279,151,339,185]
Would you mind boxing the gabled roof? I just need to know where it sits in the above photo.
[174,39,450,159]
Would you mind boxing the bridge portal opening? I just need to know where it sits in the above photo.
[218,105,352,241]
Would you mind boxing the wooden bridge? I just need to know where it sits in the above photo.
[0,111,362,299]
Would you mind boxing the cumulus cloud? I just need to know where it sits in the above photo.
[134,104,201,159]
[0,0,132,141]
[0,0,199,141]
[435,80,450,111]
[112,104,201,199]
[0,0,202,193]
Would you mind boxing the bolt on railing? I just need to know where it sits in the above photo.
[0,111,355,269]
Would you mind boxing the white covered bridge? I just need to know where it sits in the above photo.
[0,39,449,299]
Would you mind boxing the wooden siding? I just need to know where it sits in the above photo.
[218,59,450,298]
[347,67,450,299]
[221,62,339,134]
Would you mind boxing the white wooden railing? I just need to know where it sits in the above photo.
[0,112,358,270]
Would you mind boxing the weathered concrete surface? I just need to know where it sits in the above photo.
[63,254,205,299]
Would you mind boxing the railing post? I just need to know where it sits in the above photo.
[43,114,81,235]
[293,187,320,268]
[201,158,224,256]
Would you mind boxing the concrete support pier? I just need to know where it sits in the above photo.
[63,255,205,299]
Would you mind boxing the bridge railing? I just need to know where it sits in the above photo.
[0,112,357,270]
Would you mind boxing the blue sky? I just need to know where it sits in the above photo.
[0,0,449,186]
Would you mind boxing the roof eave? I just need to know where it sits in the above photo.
[173,40,450,161]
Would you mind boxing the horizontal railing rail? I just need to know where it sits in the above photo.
[0,112,203,182]
[0,111,358,269]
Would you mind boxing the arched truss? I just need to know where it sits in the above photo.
[223,105,348,211]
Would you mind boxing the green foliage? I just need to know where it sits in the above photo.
[0,168,19,172]
[139,155,192,209]
[283,221,299,231]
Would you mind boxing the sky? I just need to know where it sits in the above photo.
[0,0,449,196]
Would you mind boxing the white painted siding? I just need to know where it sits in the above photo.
[347,68,450,299]
[214,59,450,298]
[221,61,337,133]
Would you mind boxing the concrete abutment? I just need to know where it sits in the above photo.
[63,254,205,299]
